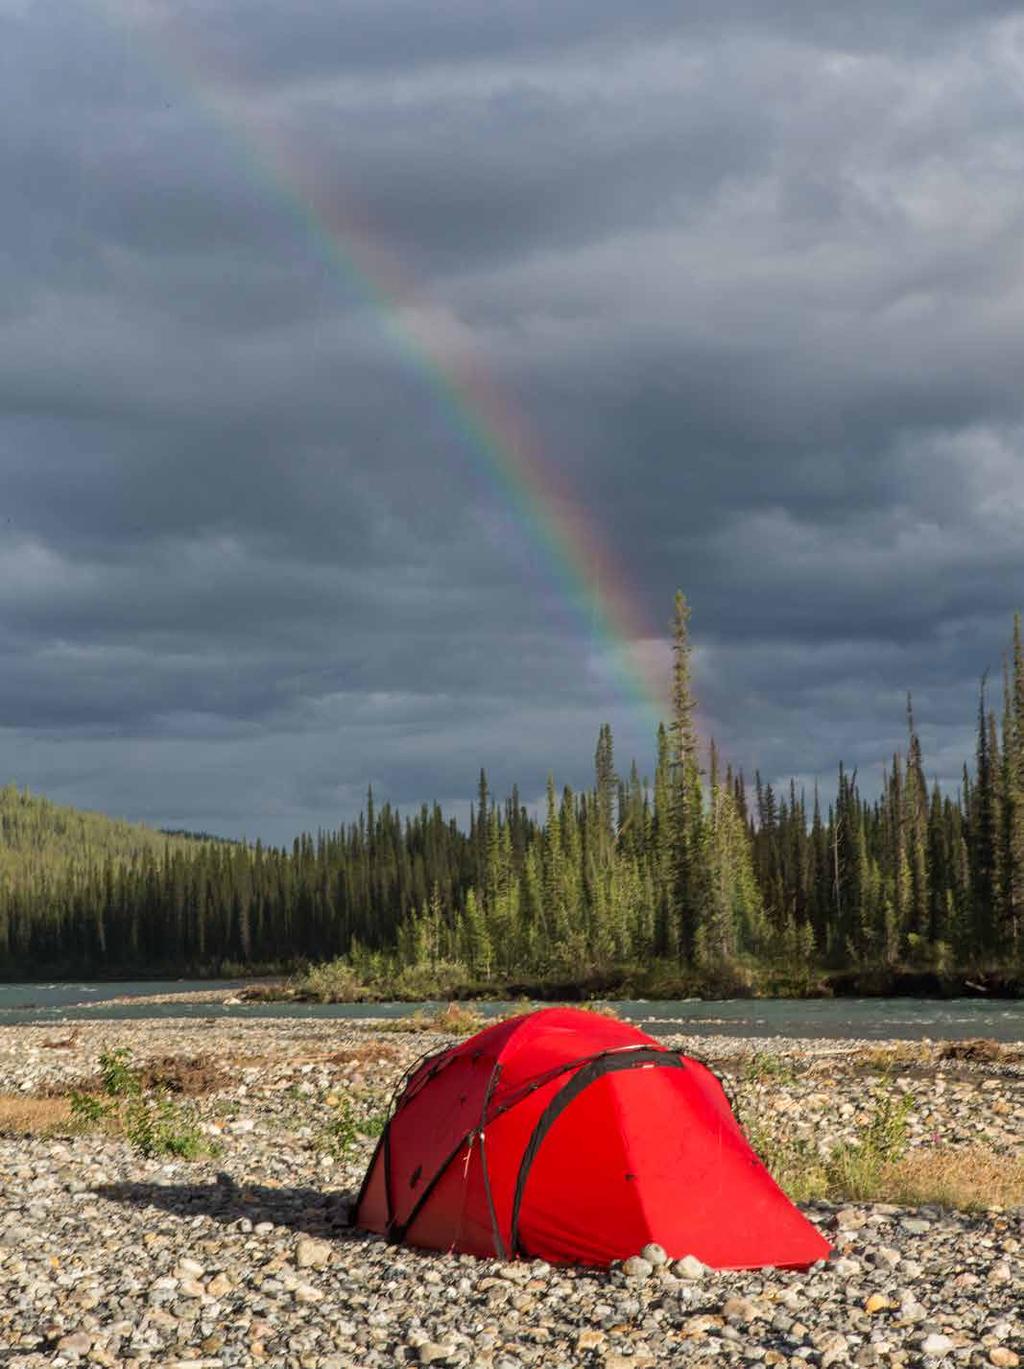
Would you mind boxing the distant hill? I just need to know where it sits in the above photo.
[0,783,215,893]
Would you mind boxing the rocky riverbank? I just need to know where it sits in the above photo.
[1,1019,1022,1368]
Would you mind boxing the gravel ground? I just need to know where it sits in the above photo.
[0,1019,1021,1368]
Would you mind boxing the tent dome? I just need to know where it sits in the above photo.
[356,1006,829,1269]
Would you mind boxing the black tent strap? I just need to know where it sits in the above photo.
[387,1130,475,1244]
[483,1045,682,1130]
[390,1041,679,1131]
[478,1062,506,1260]
[509,1048,685,1257]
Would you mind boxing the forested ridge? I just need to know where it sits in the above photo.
[2,595,1023,991]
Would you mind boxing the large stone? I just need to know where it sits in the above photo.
[722,1296,759,1325]
[56,1331,92,1355]
[989,1350,1020,1368]
[640,1242,668,1266]
[672,1254,707,1280]
[817,1333,850,1368]
[921,1334,955,1357]
[418,1346,455,1366]
[622,1255,654,1280]
[295,1237,332,1269]
[835,1207,867,1230]
[576,1330,606,1350]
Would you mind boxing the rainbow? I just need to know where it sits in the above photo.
[95,2,671,726]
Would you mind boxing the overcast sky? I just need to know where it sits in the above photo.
[4,1,1024,843]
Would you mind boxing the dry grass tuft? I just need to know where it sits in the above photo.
[53,1053,231,1100]
[137,1054,231,1096]
[937,1038,1015,1064]
[382,1002,485,1035]
[0,1094,75,1137]
[855,1042,935,1071]
[881,1147,1024,1211]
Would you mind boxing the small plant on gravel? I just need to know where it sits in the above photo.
[122,1094,209,1160]
[319,1093,360,1160]
[69,1048,215,1160]
[100,1047,143,1098]
[68,1089,111,1127]
[362,1107,387,1138]
[737,1065,914,1204]
[740,1050,798,1087]
[823,1078,914,1199]
[743,1118,826,1203]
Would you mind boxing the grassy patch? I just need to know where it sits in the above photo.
[739,1050,800,1088]
[854,1042,935,1072]
[740,1069,1024,1210]
[295,959,367,1003]
[937,1038,1021,1064]
[0,1095,76,1137]
[380,1002,486,1035]
[879,1147,1024,1211]
[740,1072,915,1205]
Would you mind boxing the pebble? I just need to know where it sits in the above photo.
[672,1253,707,1279]
[295,1236,332,1269]
[622,1255,654,1279]
[418,1343,454,1365]
[922,1332,956,1356]
[0,1019,1021,1369]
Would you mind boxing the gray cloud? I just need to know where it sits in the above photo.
[2,1,1024,840]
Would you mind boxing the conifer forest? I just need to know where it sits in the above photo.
[2,595,1023,992]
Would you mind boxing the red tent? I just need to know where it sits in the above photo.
[356,1007,829,1269]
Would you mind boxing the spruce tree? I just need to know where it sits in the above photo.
[669,590,706,959]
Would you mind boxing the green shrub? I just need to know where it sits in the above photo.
[71,1047,215,1160]
[99,1048,142,1098]
[68,1090,111,1126]
[319,1094,360,1161]
[123,1095,208,1160]
[295,958,365,1003]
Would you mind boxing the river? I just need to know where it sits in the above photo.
[1,981,1023,1040]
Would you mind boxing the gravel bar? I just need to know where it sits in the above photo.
[0,1019,1021,1368]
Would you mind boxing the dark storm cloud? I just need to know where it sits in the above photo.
[3,0,1024,840]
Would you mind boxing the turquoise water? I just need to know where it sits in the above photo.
[1,982,1022,1040]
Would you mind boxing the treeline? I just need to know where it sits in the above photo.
[1,595,1023,984]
